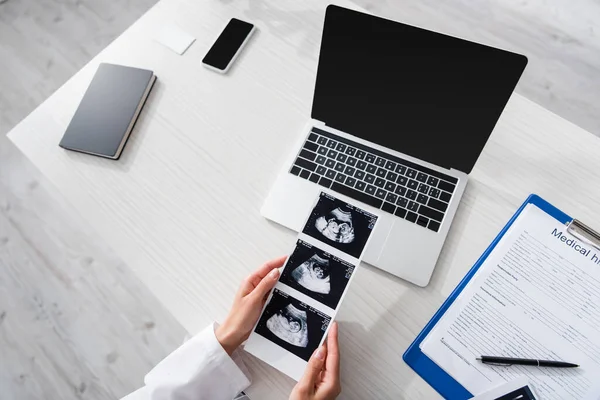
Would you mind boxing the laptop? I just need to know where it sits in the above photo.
[262,5,528,286]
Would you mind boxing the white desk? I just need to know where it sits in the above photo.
[8,0,600,398]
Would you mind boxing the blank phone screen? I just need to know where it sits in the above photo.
[203,18,254,70]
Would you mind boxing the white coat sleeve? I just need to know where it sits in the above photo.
[122,323,251,400]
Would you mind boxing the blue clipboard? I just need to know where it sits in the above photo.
[403,194,573,399]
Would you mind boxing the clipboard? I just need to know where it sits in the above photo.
[402,194,600,399]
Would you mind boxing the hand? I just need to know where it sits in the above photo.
[289,322,341,400]
[215,256,286,355]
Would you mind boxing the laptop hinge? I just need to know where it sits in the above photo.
[312,119,327,128]
[311,119,462,174]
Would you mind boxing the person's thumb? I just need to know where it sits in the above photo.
[251,268,280,300]
[298,346,326,390]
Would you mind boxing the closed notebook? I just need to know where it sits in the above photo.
[59,63,156,159]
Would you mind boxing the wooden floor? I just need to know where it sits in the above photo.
[0,140,186,399]
[0,0,598,399]
[0,1,187,399]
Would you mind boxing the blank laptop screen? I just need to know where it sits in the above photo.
[311,5,528,174]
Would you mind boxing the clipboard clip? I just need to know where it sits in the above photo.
[567,219,600,251]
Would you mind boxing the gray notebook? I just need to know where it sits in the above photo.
[59,63,156,159]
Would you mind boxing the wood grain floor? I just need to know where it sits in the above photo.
[0,0,598,399]
[1,1,187,399]
[0,139,186,399]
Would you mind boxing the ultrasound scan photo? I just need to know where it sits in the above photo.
[266,303,309,347]
[255,289,331,361]
[303,192,378,258]
[291,253,331,294]
[315,207,355,244]
[280,240,355,309]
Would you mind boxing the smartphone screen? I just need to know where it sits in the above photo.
[202,18,254,71]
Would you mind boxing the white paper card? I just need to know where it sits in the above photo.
[155,24,196,55]
[420,204,600,399]
[245,192,379,380]
[471,377,537,400]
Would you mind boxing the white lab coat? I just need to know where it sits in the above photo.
[123,323,251,400]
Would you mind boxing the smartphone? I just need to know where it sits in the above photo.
[202,18,255,73]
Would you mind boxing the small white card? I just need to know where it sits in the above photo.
[245,192,379,381]
[471,377,537,400]
[155,24,196,55]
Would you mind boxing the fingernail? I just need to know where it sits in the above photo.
[269,269,279,279]
[315,346,325,360]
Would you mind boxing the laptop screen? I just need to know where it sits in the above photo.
[311,5,527,174]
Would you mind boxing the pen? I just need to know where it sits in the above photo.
[477,356,579,368]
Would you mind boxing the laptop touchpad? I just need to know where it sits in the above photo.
[362,215,394,265]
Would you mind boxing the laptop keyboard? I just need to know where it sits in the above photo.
[289,127,458,232]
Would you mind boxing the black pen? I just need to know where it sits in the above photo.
[477,356,579,368]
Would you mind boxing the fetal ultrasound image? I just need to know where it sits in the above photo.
[303,192,378,258]
[255,289,331,361]
[280,240,355,309]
